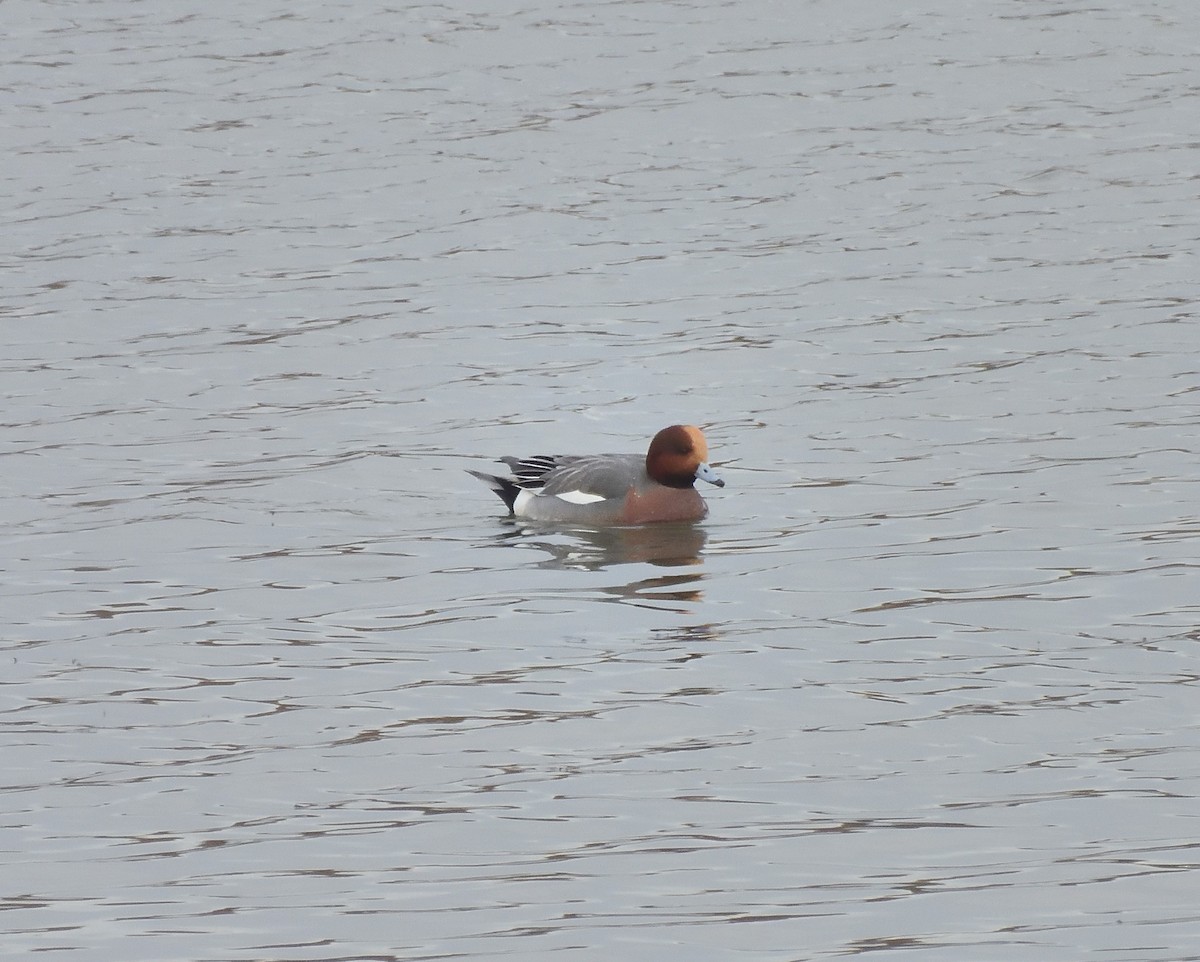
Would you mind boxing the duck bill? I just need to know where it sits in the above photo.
[695,462,725,488]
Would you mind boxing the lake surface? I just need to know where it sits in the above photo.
[3,1,1198,960]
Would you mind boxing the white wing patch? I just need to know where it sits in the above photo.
[554,490,606,505]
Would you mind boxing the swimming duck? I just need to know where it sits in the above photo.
[469,424,724,524]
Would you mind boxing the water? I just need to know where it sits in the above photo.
[3,1,1198,960]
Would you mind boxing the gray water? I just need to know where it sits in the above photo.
[3,1,1198,960]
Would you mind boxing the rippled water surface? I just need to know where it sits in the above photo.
[4,1,1198,960]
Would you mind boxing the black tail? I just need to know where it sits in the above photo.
[467,470,521,514]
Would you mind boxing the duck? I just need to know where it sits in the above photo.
[469,424,724,525]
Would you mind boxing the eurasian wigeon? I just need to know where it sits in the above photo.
[469,424,725,525]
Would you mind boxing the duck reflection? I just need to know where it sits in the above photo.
[484,521,710,606]
[502,520,708,570]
